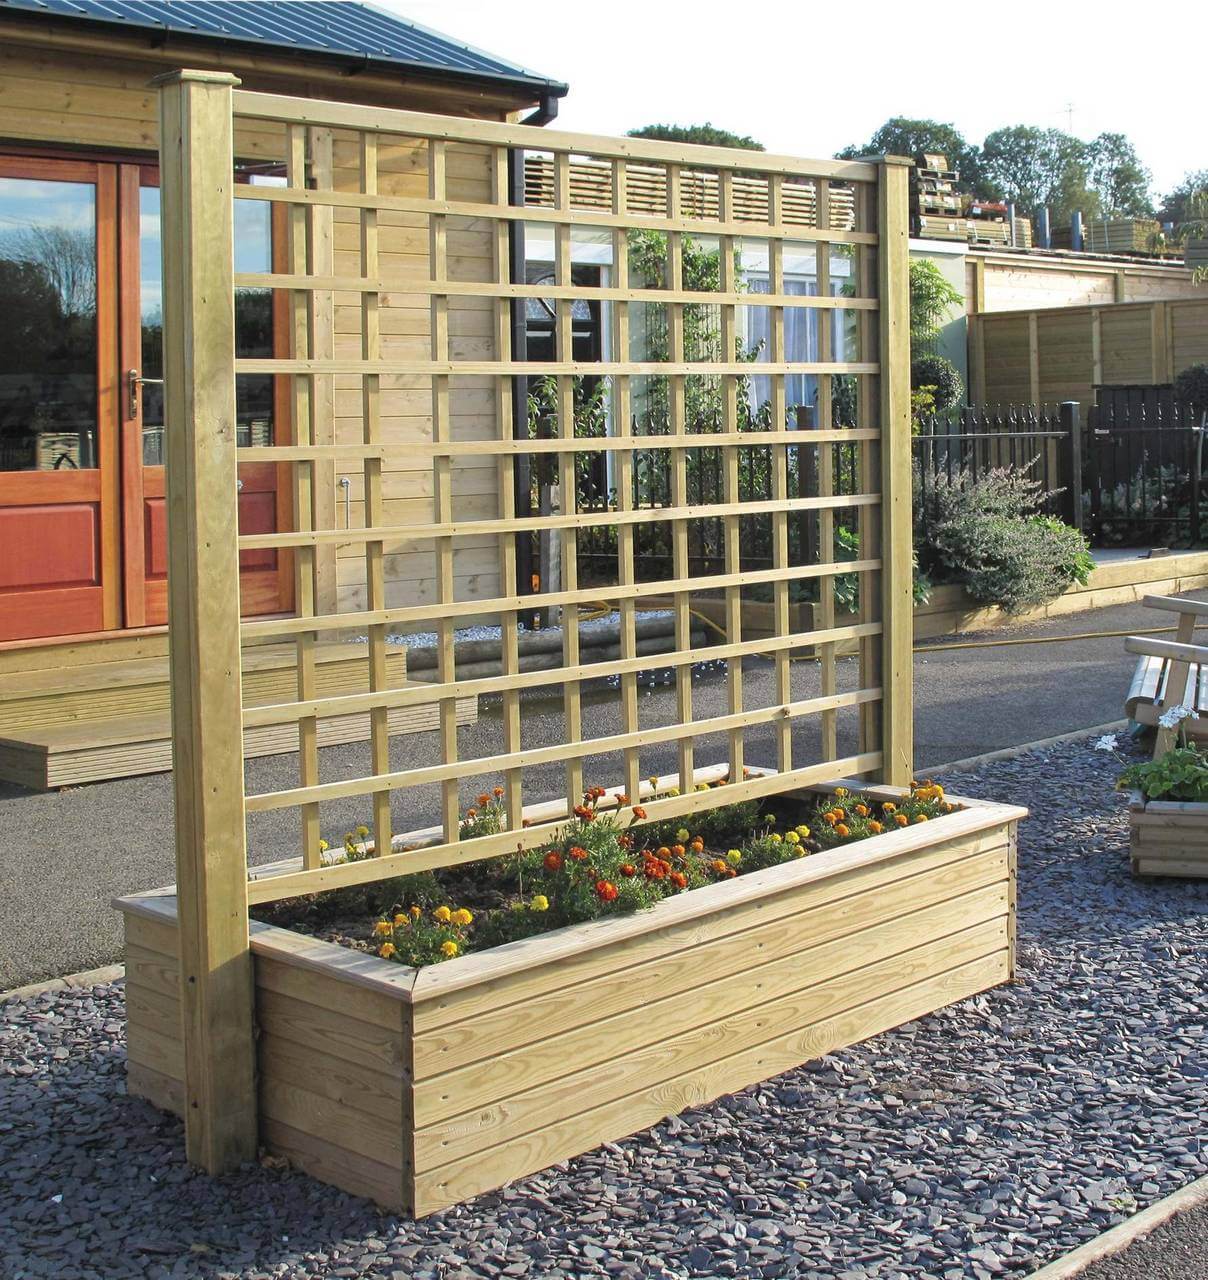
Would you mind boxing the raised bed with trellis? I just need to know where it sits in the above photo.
[118,72,1023,1215]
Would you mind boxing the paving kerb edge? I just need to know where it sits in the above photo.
[1024,1174,1208,1279]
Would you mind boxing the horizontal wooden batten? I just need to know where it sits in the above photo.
[239,559,883,642]
[237,492,881,551]
[244,690,879,815]
[235,357,880,377]
[236,428,881,462]
[235,272,879,310]
[242,618,882,729]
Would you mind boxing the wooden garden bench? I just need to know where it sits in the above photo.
[1124,594,1208,755]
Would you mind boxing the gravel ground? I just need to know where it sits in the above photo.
[2,736,1205,1280]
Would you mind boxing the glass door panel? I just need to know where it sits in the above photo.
[0,159,117,641]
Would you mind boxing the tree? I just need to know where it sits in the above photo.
[1159,169,1208,224]
[836,117,985,192]
[1086,133,1153,217]
[980,126,1097,223]
[909,258,964,349]
[628,123,763,151]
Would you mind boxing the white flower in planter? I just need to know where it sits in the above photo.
[1092,734,1118,751]
[1158,704,1195,730]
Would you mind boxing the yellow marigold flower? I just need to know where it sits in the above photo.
[356,824,370,838]
[318,838,329,852]
[882,802,897,814]
[432,905,452,923]
[796,825,811,838]
[530,894,549,912]
[834,787,848,798]
[452,908,473,927]
[785,830,801,845]
[373,920,392,936]
[378,942,396,959]
[440,940,460,958]
[675,828,690,842]
[393,913,407,926]
[695,783,710,792]
[769,832,782,843]
[727,849,742,865]
[409,904,422,918]
[914,814,929,823]
[668,787,680,796]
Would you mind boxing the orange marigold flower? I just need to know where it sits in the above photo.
[595,880,618,902]
[655,846,671,859]
[895,813,909,827]
[619,862,637,877]
[617,793,629,806]
[710,859,729,875]
[868,820,883,834]
[914,814,929,823]
[689,838,705,852]
[835,823,850,837]
[477,793,491,808]
[466,808,477,820]
[669,870,688,888]
[854,804,869,818]
[493,785,504,798]
[833,808,846,821]
[568,845,588,861]
[543,851,564,872]
[644,860,667,880]
[618,833,633,850]
[522,818,532,828]
[671,844,686,858]
[632,805,647,820]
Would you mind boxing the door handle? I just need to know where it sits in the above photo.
[126,368,164,420]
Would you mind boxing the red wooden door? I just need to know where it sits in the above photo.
[118,167,291,627]
[0,156,121,641]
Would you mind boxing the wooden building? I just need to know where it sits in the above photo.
[0,0,565,784]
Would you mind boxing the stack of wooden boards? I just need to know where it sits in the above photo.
[0,637,476,790]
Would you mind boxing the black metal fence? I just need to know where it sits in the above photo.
[1086,386,1204,547]
[556,391,1205,592]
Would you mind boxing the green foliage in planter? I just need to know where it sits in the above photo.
[1120,746,1208,803]
[918,466,1094,611]
[910,353,964,410]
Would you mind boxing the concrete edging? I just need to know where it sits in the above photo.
[921,720,1128,777]
[1025,1173,1208,1278]
[1,963,125,1004]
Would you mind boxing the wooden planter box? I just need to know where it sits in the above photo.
[116,786,1024,1217]
[1127,790,1208,878]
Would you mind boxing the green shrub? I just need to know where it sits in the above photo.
[1174,363,1208,415]
[910,353,964,410]
[919,467,1094,611]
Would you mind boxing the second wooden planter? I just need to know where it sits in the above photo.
[117,786,1025,1217]
[1127,790,1208,878]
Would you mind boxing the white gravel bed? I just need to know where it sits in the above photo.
[2,738,1205,1280]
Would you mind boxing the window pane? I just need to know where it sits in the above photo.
[0,176,98,471]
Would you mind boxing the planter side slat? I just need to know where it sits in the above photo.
[412,949,1009,1217]
[414,899,1008,1166]
[413,845,1008,1078]
[412,823,1012,1032]
[1129,799,1208,878]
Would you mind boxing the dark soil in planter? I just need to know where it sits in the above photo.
[251,784,956,967]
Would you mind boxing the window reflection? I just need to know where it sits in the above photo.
[139,186,276,464]
[0,176,98,471]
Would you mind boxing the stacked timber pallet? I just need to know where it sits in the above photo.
[912,153,966,242]
[0,642,476,789]
[1082,218,1166,256]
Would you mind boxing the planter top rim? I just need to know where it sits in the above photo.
[115,787,1025,1004]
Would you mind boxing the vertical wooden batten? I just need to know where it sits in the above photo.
[876,158,914,787]
[155,68,257,1171]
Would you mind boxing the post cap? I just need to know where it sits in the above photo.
[149,69,242,88]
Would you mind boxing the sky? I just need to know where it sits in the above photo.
[386,0,1201,200]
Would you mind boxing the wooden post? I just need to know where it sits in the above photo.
[877,158,914,786]
[155,69,257,1172]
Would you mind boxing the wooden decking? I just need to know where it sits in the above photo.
[0,639,475,789]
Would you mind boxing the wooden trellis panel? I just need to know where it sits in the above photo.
[159,73,912,1165]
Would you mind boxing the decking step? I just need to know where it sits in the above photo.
[0,642,412,733]
[0,691,476,790]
